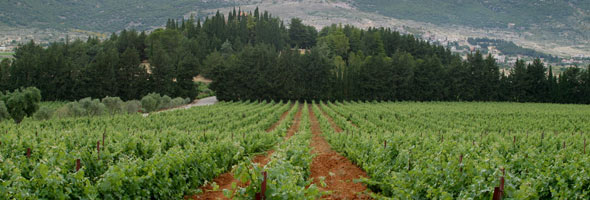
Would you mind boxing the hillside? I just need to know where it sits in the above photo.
[0,0,587,57]
[2,0,587,37]
[350,0,589,45]
[0,0,234,32]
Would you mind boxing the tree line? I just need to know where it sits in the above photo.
[1,8,589,104]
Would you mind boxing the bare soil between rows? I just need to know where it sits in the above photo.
[319,104,358,128]
[189,104,302,200]
[308,104,370,200]
[317,105,343,133]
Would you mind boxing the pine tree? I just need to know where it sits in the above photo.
[117,48,143,100]
[525,58,548,102]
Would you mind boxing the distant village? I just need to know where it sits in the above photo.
[0,28,103,58]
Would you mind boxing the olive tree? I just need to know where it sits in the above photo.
[102,96,125,115]
[1,87,42,123]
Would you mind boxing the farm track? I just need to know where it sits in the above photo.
[191,103,302,200]
[143,96,218,117]
[255,104,303,166]
[266,103,296,132]
[308,104,370,200]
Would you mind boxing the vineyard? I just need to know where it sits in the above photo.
[1,101,590,199]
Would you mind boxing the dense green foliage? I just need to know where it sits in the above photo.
[0,0,233,32]
[140,93,190,113]
[0,101,294,199]
[315,101,590,199]
[0,100,8,121]
[1,28,199,101]
[0,87,41,123]
[101,97,125,115]
[2,97,590,198]
[32,106,54,121]
[207,24,590,103]
[4,9,590,104]
[40,94,188,120]
[231,103,324,199]
[468,38,559,62]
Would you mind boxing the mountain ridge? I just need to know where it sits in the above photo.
[0,0,587,57]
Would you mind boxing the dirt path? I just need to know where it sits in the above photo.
[143,96,218,117]
[266,103,295,132]
[191,104,303,200]
[308,104,370,199]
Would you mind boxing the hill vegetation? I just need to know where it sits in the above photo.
[0,0,234,32]
[350,0,589,42]
[2,0,586,41]
[2,9,589,104]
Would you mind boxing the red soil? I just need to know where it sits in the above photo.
[309,104,371,200]
[189,104,303,200]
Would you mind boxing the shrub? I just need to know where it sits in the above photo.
[0,101,9,121]
[140,93,186,112]
[53,106,70,118]
[169,97,185,108]
[1,87,42,123]
[124,100,141,114]
[53,97,143,118]
[161,95,172,109]
[33,106,54,120]
[141,95,158,113]
[102,96,124,115]
[79,97,106,116]
[64,102,86,117]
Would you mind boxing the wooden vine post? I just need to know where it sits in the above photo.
[97,141,101,160]
[26,148,31,158]
[492,168,505,200]
[75,159,81,172]
[102,129,106,148]
[408,151,412,171]
[513,136,516,146]
[255,171,268,200]
[459,154,463,173]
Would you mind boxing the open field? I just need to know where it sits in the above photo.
[0,52,13,60]
[1,101,589,199]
